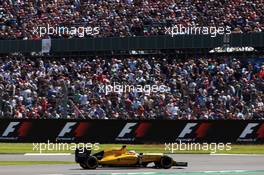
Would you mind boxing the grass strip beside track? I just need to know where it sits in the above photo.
[0,161,74,166]
[0,143,264,154]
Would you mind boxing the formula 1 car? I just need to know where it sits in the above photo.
[75,145,187,169]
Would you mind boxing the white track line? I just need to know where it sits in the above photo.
[204,170,246,173]
[210,153,264,156]
[24,153,72,156]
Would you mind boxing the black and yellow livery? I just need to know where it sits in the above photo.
[75,145,188,169]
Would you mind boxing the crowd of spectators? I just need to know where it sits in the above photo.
[0,56,263,120]
[0,0,264,39]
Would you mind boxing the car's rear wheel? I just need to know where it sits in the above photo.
[83,156,98,169]
[160,156,173,169]
[79,163,88,169]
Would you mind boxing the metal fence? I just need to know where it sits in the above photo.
[0,33,263,53]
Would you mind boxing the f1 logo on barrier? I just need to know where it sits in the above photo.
[115,122,151,142]
[178,123,197,138]
[0,122,32,141]
[58,122,77,137]
[237,123,264,142]
[57,122,90,141]
[176,123,211,142]
[118,123,137,138]
[2,122,20,137]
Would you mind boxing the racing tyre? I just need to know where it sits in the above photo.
[160,156,173,169]
[79,163,88,169]
[85,156,98,169]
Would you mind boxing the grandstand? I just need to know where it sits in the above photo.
[0,0,263,39]
[0,0,263,120]
[0,56,263,119]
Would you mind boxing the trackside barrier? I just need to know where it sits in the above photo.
[1,33,264,53]
[0,119,263,143]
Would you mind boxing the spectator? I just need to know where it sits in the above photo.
[259,65,264,79]
[0,0,263,39]
[0,56,263,120]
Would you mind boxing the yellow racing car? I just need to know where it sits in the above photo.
[75,145,188,169]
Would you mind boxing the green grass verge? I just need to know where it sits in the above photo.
[0,143,263,154]
[0,161,74,166]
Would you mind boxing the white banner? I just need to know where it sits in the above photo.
[41,38,51,53]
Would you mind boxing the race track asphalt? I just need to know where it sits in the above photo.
[0,154,264,175]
